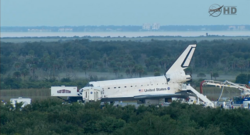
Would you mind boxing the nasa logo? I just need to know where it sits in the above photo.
[57,89,71,93]
[209,4,237,17]
[167,87,170,90]
[90,92,93,94]
[208,4,223,17]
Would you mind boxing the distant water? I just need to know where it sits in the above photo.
[1,31,250,38]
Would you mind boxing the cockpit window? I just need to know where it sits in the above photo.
[85,83,94,87]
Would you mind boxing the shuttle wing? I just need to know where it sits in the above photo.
[101,92,195,102]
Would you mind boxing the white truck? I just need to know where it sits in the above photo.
[79,87,102,102]
[243,101,250,109]
[51,86,102,103]
[10,97,31,108]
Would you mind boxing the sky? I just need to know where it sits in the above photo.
[1,0,250,26]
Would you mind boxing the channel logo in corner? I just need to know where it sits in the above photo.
[209,4,237,17]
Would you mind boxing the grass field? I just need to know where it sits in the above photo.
[202,87,241,100]
[0,88,50,102]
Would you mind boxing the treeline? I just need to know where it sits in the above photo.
[1,73,248,89]
[0,77,89,89]
[1,25,250,32]
[2,100,250,135]
[1,39,250,84]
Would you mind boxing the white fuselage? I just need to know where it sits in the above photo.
[78,44,196,102]
[88,76,182,98]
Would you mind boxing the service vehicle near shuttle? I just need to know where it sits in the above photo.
[51,86,83,102]
[52,44,214,107]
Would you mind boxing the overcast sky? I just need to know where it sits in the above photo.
[1,0,250,26]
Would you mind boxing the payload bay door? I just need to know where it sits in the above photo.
[82,87,102,102]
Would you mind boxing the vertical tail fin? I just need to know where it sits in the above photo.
[166,44,196,74]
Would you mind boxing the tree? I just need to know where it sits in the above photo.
[13,71,21,79]
[30,64,37,79]
[235,74,248,84]
[125,61,135,77]
[160,56,169,70]
[185,67,192,76]
[113,67,119,77]
[212,72,219,80]
[197,73,206,78]
[21,69,29,79]
[102,53,109,68]
[154,71,161,76]
[14,62,21,71]
[61,77,71,82]
[209,71,212,80]
[28,50,35,56]
[97,117,125,133]
[136,65,144,77]
[125,69,130,77]
[82,61,89,75]
[236,60,246,73]
[0,63,8,74]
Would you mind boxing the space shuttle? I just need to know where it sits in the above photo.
[74,44,197,104]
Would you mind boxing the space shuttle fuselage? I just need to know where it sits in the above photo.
[78,44,196,102]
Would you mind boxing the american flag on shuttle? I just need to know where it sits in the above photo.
[139,89,144,92]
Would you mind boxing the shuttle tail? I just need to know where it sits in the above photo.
[166,44,196,74]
